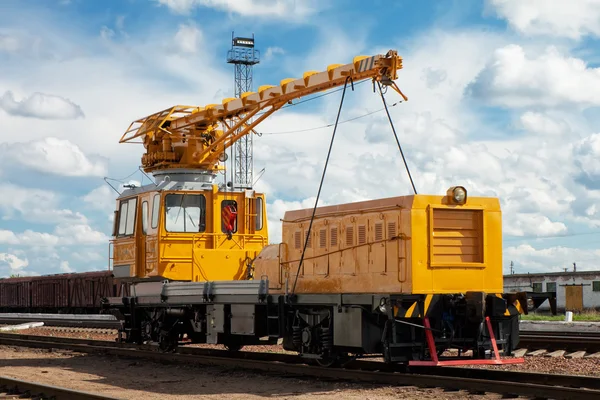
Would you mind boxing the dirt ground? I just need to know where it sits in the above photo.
[2,327,600,398]
[0,345,507,400]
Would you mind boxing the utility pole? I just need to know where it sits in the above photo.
[227,32,260,188]
[510,261,514,275]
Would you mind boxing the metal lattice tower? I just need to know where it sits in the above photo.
[227,33,260,188]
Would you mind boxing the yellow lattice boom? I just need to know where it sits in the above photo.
[120,50,406,173]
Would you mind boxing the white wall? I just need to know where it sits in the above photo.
[503,273,600,311]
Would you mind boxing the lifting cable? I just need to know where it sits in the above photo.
[290,75,355,297]
[377,81,417,195]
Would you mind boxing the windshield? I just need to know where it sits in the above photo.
[164,193,206,233]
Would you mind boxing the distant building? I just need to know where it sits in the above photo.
[503,271,600,312]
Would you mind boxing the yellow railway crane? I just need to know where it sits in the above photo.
[108,50,527,364]
[111,50,406,283]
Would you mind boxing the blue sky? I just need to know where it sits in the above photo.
[2,0,600,277]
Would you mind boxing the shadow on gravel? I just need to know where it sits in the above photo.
[0,347,386,398]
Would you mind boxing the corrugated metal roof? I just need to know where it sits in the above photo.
[504,270,600,279]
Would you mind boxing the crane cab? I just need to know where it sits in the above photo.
[110,171,268,282]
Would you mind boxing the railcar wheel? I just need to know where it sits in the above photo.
[314,351,350,367]
[223,339,244,352]
[315,356,338,367]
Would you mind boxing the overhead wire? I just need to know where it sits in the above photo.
[503,230,600,242]
[258,102,401,135]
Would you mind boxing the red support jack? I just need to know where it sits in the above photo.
[408,316,525,366]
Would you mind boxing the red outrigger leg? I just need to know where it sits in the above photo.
[408,316,525,366]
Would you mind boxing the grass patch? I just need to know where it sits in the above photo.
[521,310,600,322]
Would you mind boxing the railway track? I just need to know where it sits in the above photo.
[0,313,120,329]
[0,375,118,399]
[519,330,600,353]
[0,333,599,399]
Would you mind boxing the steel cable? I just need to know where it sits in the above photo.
[290,76,354,296]
[377,81,417,195]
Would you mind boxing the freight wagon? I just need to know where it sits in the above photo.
[0,270,128,313]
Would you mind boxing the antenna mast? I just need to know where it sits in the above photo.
[227,32,260,188]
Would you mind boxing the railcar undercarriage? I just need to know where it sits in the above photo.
[104,279,524,366]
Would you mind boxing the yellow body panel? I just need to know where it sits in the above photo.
[112,185,268,282]
[253,192,502,295]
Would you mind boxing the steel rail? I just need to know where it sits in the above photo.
[0,376,119,399]
[0,317,120,329]
[521,330,600,337]
[519,331,600,352]
[1,333,600,399]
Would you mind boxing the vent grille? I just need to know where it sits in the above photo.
[305,230,312,248]
[375,222,384,241]
[358,225,367,245]
[345,226,354,247]
[330,227,338,247]
[294,231,301,249]
[387,222,397,239]
[319,228,327,248]
[432,209,483,264]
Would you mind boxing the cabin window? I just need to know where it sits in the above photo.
[221,200,238,233]
[151,194,160,229]
[117,197,137,237]
[532,282,543,293]
[142,201,149,235]
[256,197,264,231]
[165,193,206,233]
[593,281,600,292]
[546,282,557,293]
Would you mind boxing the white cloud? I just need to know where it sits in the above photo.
[486,0,600,39]
[53,223,109,245]
[504,244,600,274]
[0,231,18,245]
[2,4,600,277]
[254,29,600,246]
[518,111,571,136]
[264,46,285,60]
[0,34,19,53]
[266,197,324,243]
[83,185,116,215]
[173,23,202,54]
[71,250,103,262]
[59,260,74,273]
[100,26,115,42]
[154,0,321,19]
[0,138,107,177]
[0,91,84,119]
[503,213,568,237]
[0,183,88,225]
[115,16,126,32]
[573,133,600,189]
[0,252,29,272]
[7,230,60,247]
[0,224,108,247]
[467,44,600,108]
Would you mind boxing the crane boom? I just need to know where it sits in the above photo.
[120,49,406,173]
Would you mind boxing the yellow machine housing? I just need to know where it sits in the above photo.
[111,175,268,282]
[253,187,503,294]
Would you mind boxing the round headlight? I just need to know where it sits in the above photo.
[453,187,466,203]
